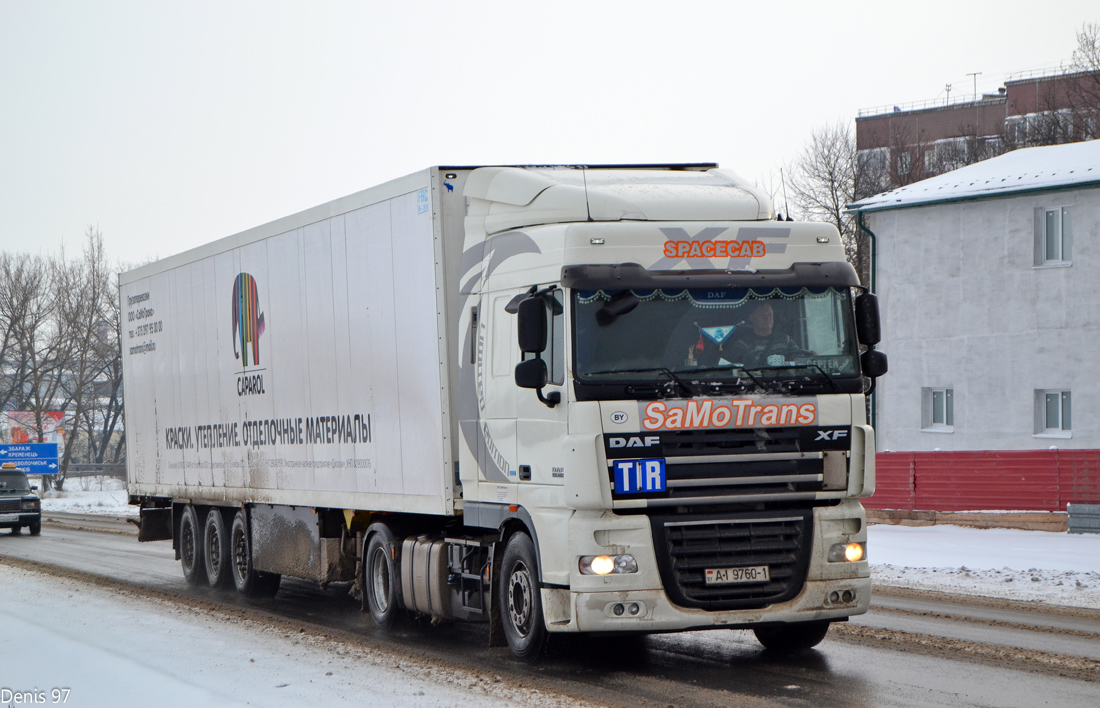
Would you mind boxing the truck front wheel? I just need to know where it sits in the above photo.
[363,524,401,629]
[179,505,206,586]
[229,509,280,598]
[753,620,831,654]
[498,532,547,662]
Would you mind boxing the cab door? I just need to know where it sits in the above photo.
[514,288,568,488]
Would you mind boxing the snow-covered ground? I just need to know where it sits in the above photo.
[868,524,1100,608]
[36,475,136,516]
[0,564,589,708]
[32,478,1100,608]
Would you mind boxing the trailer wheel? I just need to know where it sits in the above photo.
[203,508,232,588]
[179,505,206,586]
[229,509,280,598]
[363,524,400,629]
[753,620,831,654]
[498,532,547,662]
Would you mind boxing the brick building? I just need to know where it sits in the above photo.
[856,71,1099,195]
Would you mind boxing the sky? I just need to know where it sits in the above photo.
[1,1,1097,265]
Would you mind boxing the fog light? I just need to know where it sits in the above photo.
[613,603,625,616]
[841,589,855,603]
[828,542,865,562]
[579,554,638,575]
[628,603,640,616]
[829,591,840,603]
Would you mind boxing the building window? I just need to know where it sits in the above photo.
[897,152,911,175]
[1035,390,1071,436]
[1035,206,1072,265]
[922,387,954,432]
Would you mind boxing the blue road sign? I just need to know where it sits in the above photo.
[0,443,60,474]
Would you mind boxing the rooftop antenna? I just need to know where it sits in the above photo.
[967,71,982,98]
[780,168,792,221]
[944,83,952,105]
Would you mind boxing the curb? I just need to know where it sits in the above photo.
[867,508,1068,532]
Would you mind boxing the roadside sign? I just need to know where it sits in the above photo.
[0,443,60,474]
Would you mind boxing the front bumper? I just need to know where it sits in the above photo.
[0,512,40,528]
[547,499,869,633]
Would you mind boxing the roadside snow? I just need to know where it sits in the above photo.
[36,476,136,517]
[0,564,589,708]
[868,524,1100,609]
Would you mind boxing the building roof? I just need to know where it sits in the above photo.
[849,139,1100,213]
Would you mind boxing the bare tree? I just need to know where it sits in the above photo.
[0,254,34,416]
[55,227,122,484]
[787,122,869,282]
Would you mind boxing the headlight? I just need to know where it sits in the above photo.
[579,554,638,575]
[828,542,865,562]
[22,499,40,511]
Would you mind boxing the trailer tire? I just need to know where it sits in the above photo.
[229,509,280,598]
[498,532,547,662]
[203,508,232,588]
[753,620,831,654]
[179,505,206,586]
[363,524,401,629]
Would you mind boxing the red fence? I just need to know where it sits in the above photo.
[867,450,1100,512]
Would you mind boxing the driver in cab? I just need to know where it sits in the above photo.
[686,301,807,369]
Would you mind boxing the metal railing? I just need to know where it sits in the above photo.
[858,93,1002,118]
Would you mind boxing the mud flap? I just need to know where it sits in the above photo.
[138,507,172,542]
[487,544,507,647]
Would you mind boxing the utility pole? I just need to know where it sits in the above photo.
[945,83,952,105]
[967,71,982,98]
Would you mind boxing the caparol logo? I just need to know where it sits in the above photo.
[232,274,266,396]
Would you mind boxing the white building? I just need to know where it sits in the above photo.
[850,139,1100,453]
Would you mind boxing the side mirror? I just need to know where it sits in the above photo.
[515,358,560,408]
[517,297,547,353]
[855,293,881,346]
[861,349,888,378]
[515,358,548,389]
[31,485,38,491]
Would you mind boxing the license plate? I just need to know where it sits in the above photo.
[705,565,770,585]
[0,513,19,523]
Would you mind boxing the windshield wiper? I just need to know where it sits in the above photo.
[581,367,694,397]
[669,365,769,393]
[744,363,839,392]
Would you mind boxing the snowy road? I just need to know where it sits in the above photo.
[2,521,1098,707]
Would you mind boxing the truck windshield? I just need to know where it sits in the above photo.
[573,286,860,390]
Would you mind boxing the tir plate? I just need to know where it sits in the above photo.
[705,565,770,585]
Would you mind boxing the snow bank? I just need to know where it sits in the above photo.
[869,524,1100,608]
[36,476,137,517]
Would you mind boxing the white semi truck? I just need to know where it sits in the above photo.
[122,164,887,660]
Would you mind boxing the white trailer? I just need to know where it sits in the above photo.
[122,164,886,660]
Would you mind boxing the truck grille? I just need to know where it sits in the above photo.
[650,511,813,611]
[0,499,21,513]
[606,427,849,506]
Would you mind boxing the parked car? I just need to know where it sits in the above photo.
[0,463,41,535]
